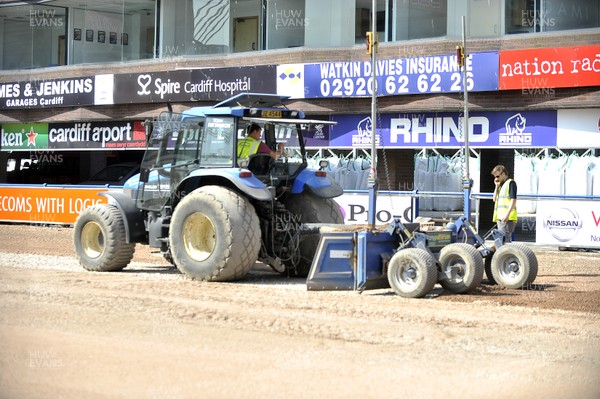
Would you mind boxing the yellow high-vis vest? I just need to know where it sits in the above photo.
[493,178,518,222]
[237,136,261,158]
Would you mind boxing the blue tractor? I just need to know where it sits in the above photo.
[73,93,344,280]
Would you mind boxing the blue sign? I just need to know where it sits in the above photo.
[278,52,499,99]
[329,110,557,148]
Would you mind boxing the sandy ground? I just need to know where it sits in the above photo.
[0,223,599,399]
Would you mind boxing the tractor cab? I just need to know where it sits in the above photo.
[132,93,336,212]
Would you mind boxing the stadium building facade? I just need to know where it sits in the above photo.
[0,0,599,231]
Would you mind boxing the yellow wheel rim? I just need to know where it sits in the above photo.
[81,221,104,258]
[182,212,216,262]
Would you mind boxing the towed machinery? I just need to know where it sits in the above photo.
[305,12,538,298]
[73,93,344,281]
[307,212,539,298]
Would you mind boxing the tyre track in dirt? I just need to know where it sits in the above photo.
[1,254,598,358]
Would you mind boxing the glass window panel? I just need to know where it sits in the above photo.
[304,0,355,48]
[190,0,231,54]
[72,1,155,64]
[162,0,261,57]
[393,0,447,41]
[1,5,67,70]
[266,0,306,49]
[200,117,234,166]
[469,0,500,37]
[355,0,387,45]
[506,0,537,34]
[505,0,599,34]
[541,0,599,32]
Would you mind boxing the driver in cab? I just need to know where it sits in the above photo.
[237,123,284,160]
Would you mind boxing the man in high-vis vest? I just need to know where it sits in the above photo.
[237,123,283,160]
[492,164,518,243]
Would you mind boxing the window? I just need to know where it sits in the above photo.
[355,0,387,45]
[506,0,600,34]
[266,0,306,49]
[469,0,501,37]
[137,112,205,211]
[0,1,155,69]
[161,0,261,57]
[200,117,234,166]
[71,1,155,63]
[0,5,67,70]
[393,0,447,40]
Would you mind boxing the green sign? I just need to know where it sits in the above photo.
[1,123,49,151]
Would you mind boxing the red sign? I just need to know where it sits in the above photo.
[499,45,600,90]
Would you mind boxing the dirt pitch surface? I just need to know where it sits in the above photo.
[0,224,598,399]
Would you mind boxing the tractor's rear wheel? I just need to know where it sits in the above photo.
[169,186,260,281]
[283,192,344,277]
[491,243,538,289]
[387,248,437,298]
[438,243,484,294]
[73,204,135,272]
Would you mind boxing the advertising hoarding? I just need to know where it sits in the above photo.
[0,186,108,224]
[334,192,413,225]
[113,66,277,104]
[0,76,95,110]
[536,200,600,249]
[277,52,499,99]
[499,45,600,90]
[328,110,557,149]
[1,121,146,151]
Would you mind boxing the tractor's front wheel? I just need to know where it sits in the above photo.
[438,243,484,294]
[73,204,135,272]
[387,248,437,298]
[169,186,260,281]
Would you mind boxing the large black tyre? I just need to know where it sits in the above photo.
[283,192,344,277]
[491,243,538,289]
[169,186,260,281]
[73,204,135,271]
[438,243,484,294]
[387,248,438,298]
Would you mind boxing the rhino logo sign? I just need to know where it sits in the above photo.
[352,116,379,146]
[499,113,532,146]
[505,113,526,135]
